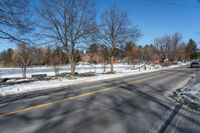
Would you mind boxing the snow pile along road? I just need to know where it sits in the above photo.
[173,71,200,110]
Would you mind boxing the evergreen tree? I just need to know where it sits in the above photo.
[186,39,198,60]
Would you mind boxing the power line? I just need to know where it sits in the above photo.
[144,0,200,9]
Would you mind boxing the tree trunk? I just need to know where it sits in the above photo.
[103,61,106,73]
[21,66,24,78]
[54,65,59,76]
[59,49,62,65]
[69,55,76,75]
[110,56,114,73]
[22,65,27,78]
[70,62,75,75]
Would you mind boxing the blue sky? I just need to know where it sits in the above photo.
[1,0,200,51]
[96,0,200,45]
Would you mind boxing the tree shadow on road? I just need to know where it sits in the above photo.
[1,73,200,133]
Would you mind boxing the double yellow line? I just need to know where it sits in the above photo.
[0,72,168,118]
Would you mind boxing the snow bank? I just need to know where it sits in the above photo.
[0,63,189,96]
[173,71,200,110]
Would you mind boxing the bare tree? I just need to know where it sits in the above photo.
[143,45,160,63]
[124,43,141,67]
[171,33,182,61]
[14,43,33,78]
[97,6,141,73]
[99,45,109,73]
[88,43,99,64]
[154,35,171,60]
[38,0,97,75]
[0,0,32,43]
[154,33,182,62]
[50,51,60,77]
[176,43,186,61]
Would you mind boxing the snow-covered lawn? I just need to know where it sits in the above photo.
[0,63,188,96]
[0,64,143,78]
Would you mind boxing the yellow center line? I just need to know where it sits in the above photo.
[0,74,163,118]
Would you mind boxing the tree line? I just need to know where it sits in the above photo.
[0,0,199,76]
[0,37,198,66]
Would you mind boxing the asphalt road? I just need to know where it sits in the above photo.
[0,66,199,133]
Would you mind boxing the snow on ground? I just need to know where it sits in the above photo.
[0,64,143,78]
[0,62,186,78]
[0,63,188,96]
[173,71,200,110]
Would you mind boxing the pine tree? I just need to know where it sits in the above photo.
[186,39,198,60]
